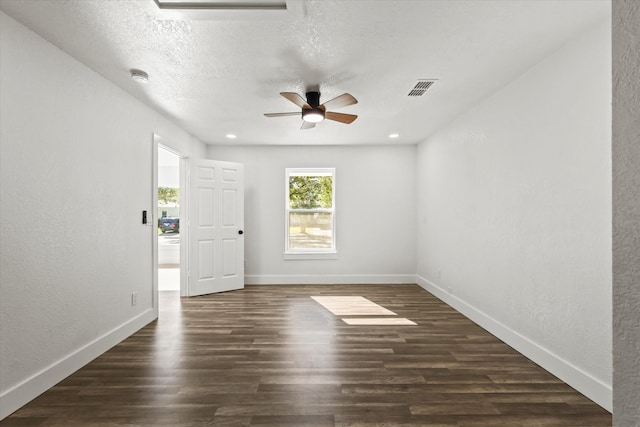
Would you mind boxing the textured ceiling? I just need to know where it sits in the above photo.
[0,0,609,145]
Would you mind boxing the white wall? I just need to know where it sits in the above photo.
[612,1,640,425]
[207,145,416,284]
[415,22,612,410]
[0,12,205,419]
[1,3,624,421]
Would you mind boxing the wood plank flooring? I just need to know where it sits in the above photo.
[1,284,611,426]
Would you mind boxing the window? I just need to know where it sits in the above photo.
[285,168,336,259]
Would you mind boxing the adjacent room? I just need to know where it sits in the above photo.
[1,0,638,425]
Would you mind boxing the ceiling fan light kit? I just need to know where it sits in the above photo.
[265,90,358,130]
[302,110,324,123]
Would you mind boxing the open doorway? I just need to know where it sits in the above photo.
[152,135,244,301]
[157,145,181,292]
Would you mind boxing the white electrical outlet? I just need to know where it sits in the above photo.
[131,292,137,306]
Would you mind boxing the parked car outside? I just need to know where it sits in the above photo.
[159,217,179,233]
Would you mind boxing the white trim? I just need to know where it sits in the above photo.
[152,136,159,310]
[0,309,156,420]
[415,275,612,412]
[245,274,416,285]
[283,252,338,260]
[179,156,189,297]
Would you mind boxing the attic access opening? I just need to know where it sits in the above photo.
[153,0,305,20]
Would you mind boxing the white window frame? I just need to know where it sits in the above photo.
[284,167,337,260]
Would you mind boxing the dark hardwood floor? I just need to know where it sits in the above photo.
[2,284,611,426]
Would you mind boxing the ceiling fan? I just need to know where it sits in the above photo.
[264,91,358,130]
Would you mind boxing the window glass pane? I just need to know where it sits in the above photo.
[289,175,333,209]
[288,212,333,250]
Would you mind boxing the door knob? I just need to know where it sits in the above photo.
[238,230,244,235]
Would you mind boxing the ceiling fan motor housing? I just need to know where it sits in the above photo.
[306,91,321,107]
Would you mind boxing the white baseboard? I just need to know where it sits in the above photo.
[0,309,157,420]
[245,274,417,285]
[415,275,612,412]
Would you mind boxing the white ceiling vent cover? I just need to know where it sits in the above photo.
[408,80,436,97]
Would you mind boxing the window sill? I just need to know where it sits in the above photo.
[283,252,338,261]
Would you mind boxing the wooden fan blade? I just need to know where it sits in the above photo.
[300,121,316,130]
[280,92,311,109]
[325,111,358,124]
[321,93,358,110]
[264,112,300,117]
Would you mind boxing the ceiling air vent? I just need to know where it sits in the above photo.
[408,80,436,97]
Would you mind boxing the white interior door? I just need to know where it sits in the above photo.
[188,159,244,297]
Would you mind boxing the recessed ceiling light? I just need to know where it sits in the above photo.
[389,133,399,139]
[130,69,149,83]
[226,134,237,139]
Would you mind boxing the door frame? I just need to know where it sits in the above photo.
[152,134,189,304]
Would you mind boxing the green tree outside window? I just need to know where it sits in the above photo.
[158,187,180,204]
[289,176,332,209]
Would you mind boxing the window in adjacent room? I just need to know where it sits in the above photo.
[285,168,336,259]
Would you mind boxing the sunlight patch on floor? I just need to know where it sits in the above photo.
[341,318,417,326]
[311,295,417,325]
[311,296,397,316]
